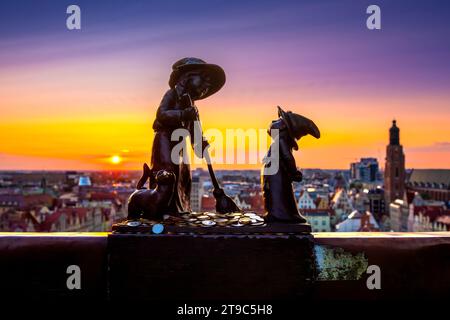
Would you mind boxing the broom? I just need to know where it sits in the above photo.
[182,93,241,214]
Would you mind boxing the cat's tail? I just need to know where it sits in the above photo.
[136,163,151,189]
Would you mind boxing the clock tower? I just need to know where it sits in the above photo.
[384,120,405,205]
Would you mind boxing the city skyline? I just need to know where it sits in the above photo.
[1,0,449,170]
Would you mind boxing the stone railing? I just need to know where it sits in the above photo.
[0,232,449,301]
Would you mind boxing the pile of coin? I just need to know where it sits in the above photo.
[177,211,266,228]
[124,211,266,228]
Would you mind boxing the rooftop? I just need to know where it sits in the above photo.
[409,169,450,186]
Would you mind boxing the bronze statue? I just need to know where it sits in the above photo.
[262,106,320,223]
[127,164,175,220]
[128,58,234,219]
[149,57,226,216]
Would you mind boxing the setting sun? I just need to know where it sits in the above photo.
[110,155,122,165]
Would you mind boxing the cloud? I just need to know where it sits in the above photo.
[434,142,450,148]
[407,142,450,153]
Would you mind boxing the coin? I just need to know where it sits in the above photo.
[214,218,229,226]
[228,212,242,217]
[251,221,265,226]
[231,222,245,227]
[126,220,141,227]
[197,215,209,220]
[206,212,217,218]
[244,213,257,217]
[152,223,165,234]
[202,220,216,227]
[239,217,251,225]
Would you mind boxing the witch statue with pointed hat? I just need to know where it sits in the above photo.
[262,106,320,223]
[142,57,226,216]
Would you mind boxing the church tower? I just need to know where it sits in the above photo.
[384,120,405,205]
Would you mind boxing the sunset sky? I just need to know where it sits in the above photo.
[0,0,449,170]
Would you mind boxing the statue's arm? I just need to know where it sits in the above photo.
[155,91,183,125]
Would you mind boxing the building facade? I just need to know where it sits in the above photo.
[330,189,354,223]
[350,158,380,182]
[303,209,332,232]
[389,198,409,232]
[297,190,317,209]
[407,169,450,204]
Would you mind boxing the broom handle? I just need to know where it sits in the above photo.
[204,151,221,191]
[182,93,221,191]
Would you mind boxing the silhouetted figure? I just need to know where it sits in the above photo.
[149,58,225,215]
[262,106,320,223]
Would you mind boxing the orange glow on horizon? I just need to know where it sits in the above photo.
[0,62,449,170]
[0,110,448,170]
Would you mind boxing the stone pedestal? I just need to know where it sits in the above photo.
[108,224,315,301]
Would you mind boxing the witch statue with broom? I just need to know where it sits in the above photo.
[126,57,240,221]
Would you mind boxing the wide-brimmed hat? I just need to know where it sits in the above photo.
[168,57,226,100]
[277,106,320,150]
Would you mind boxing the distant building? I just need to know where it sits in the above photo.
[0,194,54,214]
[389,198,409,232]
[190,175,205,212]
[351,187,386,222]
[352,190,369,213]
[201,195,216,212]
[335,210,380,232]
[384,120,406,205]
[303,209,332,232]
[316,197,329,209]
[350,158,380,182]
[367,188,386,219]
[408,209,448,232]
[240,191,265,214]
[407,169,450,204]
[435,215,450,231]
[333,173,347,190]
[0,194,25,213]
[58,192,78,207]
[233,195,251,210]
[4,171,67,185]
[0,210,29,232]
[78,176,91,187]
[330,189,354,222]
[297,190,316,209]
[29,206,114,232]
[407,193,449,232]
